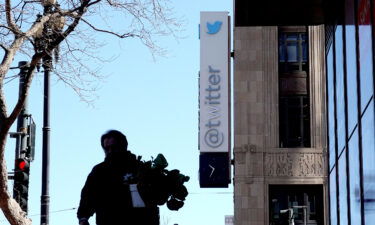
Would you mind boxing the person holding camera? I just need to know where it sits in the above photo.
[77,130,159,225]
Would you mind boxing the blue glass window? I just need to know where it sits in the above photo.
[327,48,336,170]
[279,33,307,63]
[362,100,375,222]
[339,150,348,225]
[335,26,346,151]
[330,169,338,225]
[345,0,358,135]
[348,129,362,224]
[358,0,374,111]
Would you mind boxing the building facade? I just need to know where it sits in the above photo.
[232,0,375,225]
[325,0,375,225]
[233,25,328,225]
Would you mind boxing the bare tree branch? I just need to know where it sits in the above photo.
[0,0,183,222]
[0,43,8,52]
[7,61,38,123]
[0,36,26,79]
[81,18,136,38]
[5,0,21,35]
[0,24,20,35]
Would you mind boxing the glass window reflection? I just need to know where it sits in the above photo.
[279,33,307,63]
[339,150,349,225]
[362,100,375,222]
[335,25,346,151]
[348,129,362,224]
[358,0,374,111]
[327,48,336,170]
[330,169,338,225]
[345,23,358,134]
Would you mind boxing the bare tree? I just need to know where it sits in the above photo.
[0,0,181,224]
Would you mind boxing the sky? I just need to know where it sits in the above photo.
[1,1,234,225]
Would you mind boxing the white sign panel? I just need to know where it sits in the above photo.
[199,12,230,153]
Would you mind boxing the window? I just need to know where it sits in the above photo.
[279,33,308,73]
[279,96,310,147]
[335,25,346,151]
[361,101,375,222]
[348,129,362,224]
[330,169,338,225]
[327,46,336,169]
[339,150,349,225]
[345,0,358,134]
[269,185,324,225]
[279,27,310,148]
[358,0,374,111]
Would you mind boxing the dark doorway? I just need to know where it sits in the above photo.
[269,185,324,225]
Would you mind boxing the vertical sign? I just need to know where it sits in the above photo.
[199,11,230,153]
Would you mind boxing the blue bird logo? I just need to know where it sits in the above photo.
[206,21,222,35]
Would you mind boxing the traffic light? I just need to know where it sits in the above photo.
[13,158,30,212]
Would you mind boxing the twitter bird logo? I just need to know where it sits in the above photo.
[206,21,222,35]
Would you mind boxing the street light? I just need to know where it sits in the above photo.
[38,1,64,224]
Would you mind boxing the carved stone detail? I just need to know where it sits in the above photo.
[265,152,324,177]
[298,153,324,176]
[242,144,256,153]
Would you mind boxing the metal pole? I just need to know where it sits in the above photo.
[41,54,51,225]
[40,3,55,223]
[40,3,54,223]
[13,61,30,206]
[15,61,29,159]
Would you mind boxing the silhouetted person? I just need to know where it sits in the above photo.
[77,130,159,225]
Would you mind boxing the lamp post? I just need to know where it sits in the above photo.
[35,1,64,223]
[40,1,56,224]
[41,52,51,225]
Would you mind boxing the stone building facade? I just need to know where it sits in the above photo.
[233,26,328,225]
